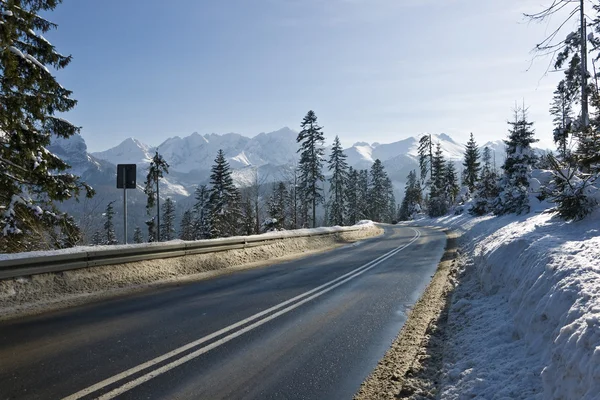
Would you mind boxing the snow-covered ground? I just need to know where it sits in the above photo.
[411,211,600,400]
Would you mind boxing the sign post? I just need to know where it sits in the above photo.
[117,164,137,244]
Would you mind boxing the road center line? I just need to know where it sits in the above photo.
[63,228,421,400]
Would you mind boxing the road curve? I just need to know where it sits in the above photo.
[0,225,446,400]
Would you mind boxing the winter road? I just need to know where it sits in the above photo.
[0,225,446,400]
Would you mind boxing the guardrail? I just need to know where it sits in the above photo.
[0,226,367,280]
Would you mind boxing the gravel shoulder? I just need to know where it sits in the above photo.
[355,229,460,400]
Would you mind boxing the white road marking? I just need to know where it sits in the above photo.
[63,228,421,400]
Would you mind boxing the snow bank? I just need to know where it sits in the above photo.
[0,223,377,261]
[0,223,382,320]
[410,212,600,399]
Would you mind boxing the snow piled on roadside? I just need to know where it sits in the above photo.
[0,221,378,261]
[410,212,600,400]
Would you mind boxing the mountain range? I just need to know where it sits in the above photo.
[48,128,508,242]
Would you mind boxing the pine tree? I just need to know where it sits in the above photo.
[0,1,94,252]
[344,167,360,225]
[327,136,348,226]
[550,80,573,160]
[297,110,325,228]
[133,227,144,244]
[470,147,500,216]
[398,170,422,221]
[144,151,169,241]
[418,134,433,185]
[160,197,176,241]
[494,107,538,215]
[103,201,118,245]
[192,184,211,240]
[428,143,448,217]
[179,209,194,241]
[208,149,241,238]
[462,133,481,193]
[368,159,389,222]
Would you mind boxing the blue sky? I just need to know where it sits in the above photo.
[46,0,578,151]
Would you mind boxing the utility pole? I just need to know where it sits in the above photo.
[581,0,589,127]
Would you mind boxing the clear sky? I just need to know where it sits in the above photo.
[45,0,580,152]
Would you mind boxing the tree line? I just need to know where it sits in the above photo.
[93,110,398,245]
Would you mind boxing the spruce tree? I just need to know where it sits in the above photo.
[192,184,210,240]
[470,146,500,216]
[327,136,348,226]
[144,151,169,241]
[385,179,396,223]
[550,80,573,160]
[179,209,194,241]
[297,110,325,228]
[0,0,94,252]
[133,227,144,244]
[239,194,255,236]
[268,182,288,230]
[91,231,103,246]
[428,143,448,217]
[494,107,538,215]
[368,159,389,222]
[445,161,460,206]
[418,134,433,185]
[398,170,422,221]
[208,149,241,238]
[103,201,118,245]
[462,133,480,193]
[344,167,359,225]
[160,197,176,241]
[357,169,370,220]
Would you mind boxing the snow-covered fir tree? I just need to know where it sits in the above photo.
[208,149,241,238]
[193,184,211,240]
[462,133,480,194]
[179,210,194,241]
[160,197,176,241]
[0,0,94,252]
[296,110,325,228]
[327,136,348,226]
[428,143,448,217]
[398,170,422,221]
[103,201,118,245]
[494,107,538,215]
[470,146,500,216]
[344,167,360,225]
[133,227,144,244]
[144,151,169,241]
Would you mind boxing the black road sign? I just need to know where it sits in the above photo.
[117,164,137,189]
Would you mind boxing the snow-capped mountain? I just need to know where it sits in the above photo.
[91,138,154,167]
[91,127,299,173]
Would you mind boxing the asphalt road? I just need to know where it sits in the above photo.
[0,225,446,400]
